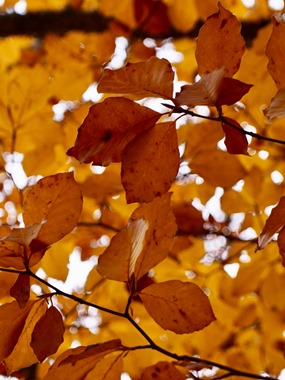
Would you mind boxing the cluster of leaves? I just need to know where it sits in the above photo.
[1,0,285,379]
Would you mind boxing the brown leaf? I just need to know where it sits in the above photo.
[264,88,285,120]
[0,240,26,270]
[1,223,43,247]
[10,274,30,308]
[122,122,180,203]
[265,16,285,89]
[278,227,285,267]
[67,98,161,165]
[140,280,216,333]
[139,361,186,380]
[134,0,170,35]
[217,77,252,106]
[172,202,205,235]
[222,118,248,155]
[195,2,245,77]
[97,193,176,282]
[97,57,174,100]
[174,67,225,107]
[23,172,82,246]
[31,306,64,362]
[256,196,285,251]
[43,340,123,380]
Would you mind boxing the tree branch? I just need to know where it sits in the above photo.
[0,9,270,42]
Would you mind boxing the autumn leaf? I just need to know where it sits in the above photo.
[195,2,245,77]
[134,0,170,35]
[0,240,26,270]
[121,121,180,203]
[139,361,186,380]
[67,98,161,165]
[222,118,248,155]
[31,306,64,362]
[278,227,285,267]
[97,57,174,100]
[97,193,176,283]
[263,88,285,120]
[217,77,252,106]
[10,274,30,308]
[43,340,124,380]
[172,202,205,235]
[140,280,216,333]
[174,67,225,108]
[23,172,82,246]
[256,196,285,251]
[265,15,285,89]
[1,223,44,246]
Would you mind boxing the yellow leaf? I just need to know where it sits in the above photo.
[98,57,174,100]
[139,361,186,380]
[67,98,161,166]
[196,2,245,77]
[23,172,83,246]
[140,280,216,334]
[121,122,180,203]
[97,193,176,282]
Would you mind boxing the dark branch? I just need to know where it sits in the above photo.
[0,9,270,42]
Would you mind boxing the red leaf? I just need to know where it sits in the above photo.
[31,306,64,362]
[134,0,170,35]
[10,274,30,308]
[222,118,248,155]
[67,98,161,166]
[217,77,252,106]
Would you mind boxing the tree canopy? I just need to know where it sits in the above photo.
[0,0,285,379]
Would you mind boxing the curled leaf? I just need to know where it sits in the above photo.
[264,88,285,120]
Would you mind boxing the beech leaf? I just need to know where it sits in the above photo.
[1,223,44,247]
[217,77,252,106]
[43,339,123,380]
[23,172,82,246]
[174,68,225,107]
[140,280,216,334]
[121,121,180,204]
[264,88,285,120]
[277,227,285,267]
[97,57,174,100]
[97,193,176,283]
[256,196,285,251]
[222,118,249,155]
[265,16,285,89]
[67,97,161,166]
[195,2,245,77]
[140,361,186,380]
[10,274,30,308]
[0,240,26,270]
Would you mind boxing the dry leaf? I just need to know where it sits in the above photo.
[98,57,174,100]
[67,98,161,165]
[139,361,186,380]
[222,118,248,155]
[264,88,285,120]
[140,280,216,333]
[10,274,30,308]
[217,77,252,106]
[121,122,180,203]
[195,2,245,76]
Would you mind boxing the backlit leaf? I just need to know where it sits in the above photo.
[31,306,64,362]
[222,118,248,155]
[264,88,285,120]
[97,193,176,282]
[43,340,123,380]
[134,0,170,35]
[256,196,285,251]
[67,98,161,165]
[98,57,174,100]
[265,16,285,89]
[277,227,285,267]
[174,68,225,107]
[140,280,216,333]
[217,77,252,106]
[195,2,245,76]
[139,361,186,380]
[0,240,26,270]
[10,274,30,308]
[23,172,83,246]
[121,122,180,203]
[1,223,43,246]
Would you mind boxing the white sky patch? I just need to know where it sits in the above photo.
[156,41,184,63]
[258,150,269,160]
[271,170,284,184]
[242,0,255,6]
[128,218,149,278]
[268,0,284,10]
[4,152,28,189]
[224,263,240,278]
[107,36,128,69]
[82,83,103,103]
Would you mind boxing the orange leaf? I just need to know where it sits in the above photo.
[1,223,43,247]
[222,118,248,155]
[97,193,176,282]
[23,172,82,246]
[31,305,64,362]
[67,98,161,165]
[140,361,186,380]
[97,57,174,100]
[0,240,25,270]
[122,122,180,203]
[10,274,30,308]
[265,16,285,89]
[4,300,47,374]
[43,340,123,380]
[277,227,285,267]
[195,2,245,77]
[256,196,285,251]
[174,67,225,107]
[134,0,170,35]
[264,88,285,120]
[217,77,252,106]
[140,280,216,333]
[172,202,205,235]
